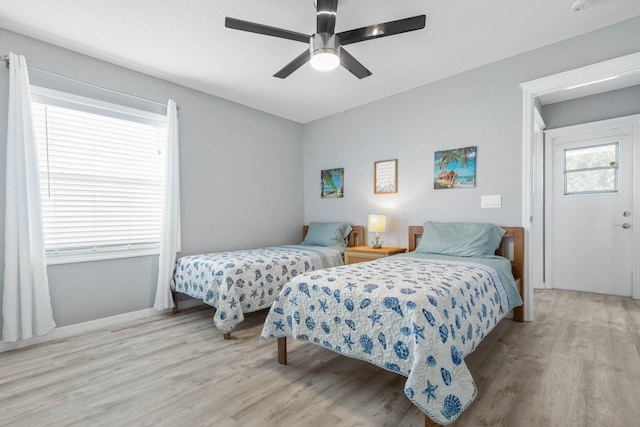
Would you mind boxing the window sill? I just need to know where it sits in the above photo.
[46,248,161,265]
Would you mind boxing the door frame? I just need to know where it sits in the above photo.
[544,116,638,295]
[531,108,546,290]
[521,52,640,313]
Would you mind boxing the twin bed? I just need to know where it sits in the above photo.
[260,223,524,426]
[171,223,365,338]
[170,221,524,425]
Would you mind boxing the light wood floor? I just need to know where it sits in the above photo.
[1,289,639,427]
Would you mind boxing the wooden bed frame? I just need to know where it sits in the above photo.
[171,225,366,339]
[276,225,525,427]
[408,225,525,323]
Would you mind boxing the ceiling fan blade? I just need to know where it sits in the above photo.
[340,48,372,79]
[225,17,310,43]
[274,50,311,79]
[316,0,338,34]
[338,15,426,46]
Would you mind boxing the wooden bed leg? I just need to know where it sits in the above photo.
[223,333,231,340]
[513,277,524,322]
[514,305,525,322]
[277,337,287,365]
[425,415,442,427]
[172,291,178,314]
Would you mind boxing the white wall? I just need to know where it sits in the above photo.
[303,16,640,248]
[0,29,304,330]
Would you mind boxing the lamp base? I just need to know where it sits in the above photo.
[371,235,383,249]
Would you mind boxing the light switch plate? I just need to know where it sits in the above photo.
[481,195,502,208]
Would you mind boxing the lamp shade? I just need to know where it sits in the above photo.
[368,214,387,233]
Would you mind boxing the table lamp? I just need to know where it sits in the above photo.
[368,214,387,249]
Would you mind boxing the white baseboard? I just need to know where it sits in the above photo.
[0,298,204,353]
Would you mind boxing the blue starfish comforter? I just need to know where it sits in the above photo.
[260,254,522,425]
[173,245,344,334]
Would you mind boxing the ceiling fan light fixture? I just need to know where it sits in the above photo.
[310,33,340,71]
[310,50,340,71]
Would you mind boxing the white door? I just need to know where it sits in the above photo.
[546,121,634,296]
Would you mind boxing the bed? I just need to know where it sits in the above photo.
[171,223,365,339]
[260,222,524,426]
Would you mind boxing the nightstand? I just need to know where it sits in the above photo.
[344,246,407,265]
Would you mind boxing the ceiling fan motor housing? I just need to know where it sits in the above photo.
[310,33,340,56]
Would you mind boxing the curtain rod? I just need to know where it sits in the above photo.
[1,54,178,110]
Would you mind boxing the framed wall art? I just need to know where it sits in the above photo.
[374,159,397,194]
[434,146,476,189]
[321,168,344,198]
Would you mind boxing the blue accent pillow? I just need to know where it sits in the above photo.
[415,221,505,257]
[301,222,353,250]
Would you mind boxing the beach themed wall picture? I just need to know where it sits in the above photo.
[321,168,344,198]
[434,146,477,189]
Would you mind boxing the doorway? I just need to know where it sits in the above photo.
[545,118,635,296]
[520,52,640,321]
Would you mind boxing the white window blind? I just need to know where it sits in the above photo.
[31,87,167,264]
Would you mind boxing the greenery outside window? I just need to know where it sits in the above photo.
[564,142,618,195]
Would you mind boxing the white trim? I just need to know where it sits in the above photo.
[520,52,640,98]
[31,85,167,124]
[46,247,160,265]
[542,114,640,137]
[0,299,204,353]
[520,84,535,320]
[531,108,546,289]
[634,117,640,299]
[521,52,640,310]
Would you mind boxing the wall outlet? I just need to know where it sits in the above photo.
[481,195,502,208]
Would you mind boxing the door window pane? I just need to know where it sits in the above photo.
[565,144,616,170]
[565,169,616,194]
[564,143,618,195]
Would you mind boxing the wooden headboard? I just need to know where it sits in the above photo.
[408,225,525,322]
[303,225,366,247]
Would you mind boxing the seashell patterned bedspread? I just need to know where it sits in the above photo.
[260,255,519,425]
[173,245,344,333]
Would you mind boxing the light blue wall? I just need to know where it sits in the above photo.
[541,84,640,129]
[2,16,640,332]
[0,29,304,329]
[303,16,640,248]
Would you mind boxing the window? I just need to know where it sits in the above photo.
[563,142,618,195]
[31,86,167,264]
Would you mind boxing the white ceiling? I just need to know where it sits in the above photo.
[1,0,639,123]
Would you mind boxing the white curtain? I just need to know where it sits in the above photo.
[2,52,56,342]
[154,99,181,310]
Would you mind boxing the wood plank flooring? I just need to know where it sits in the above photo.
[1,289,639,427]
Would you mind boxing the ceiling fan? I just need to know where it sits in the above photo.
[225,0,426,79]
